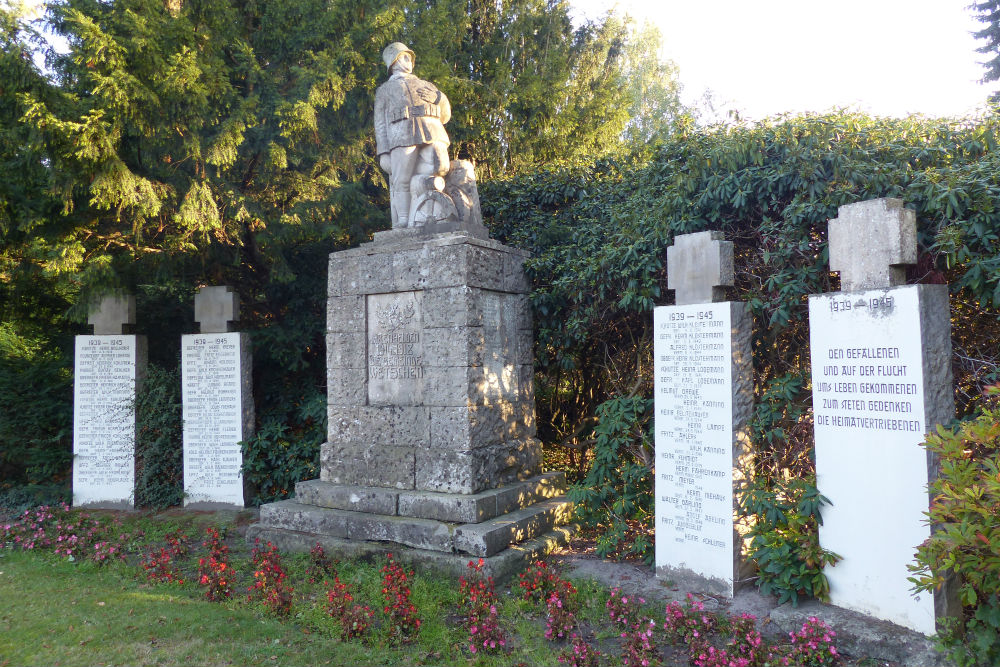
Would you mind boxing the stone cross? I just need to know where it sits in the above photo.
[828,198,917,292]
[194,286,239,334]
[666,231,734,305]
[88,293,135,335]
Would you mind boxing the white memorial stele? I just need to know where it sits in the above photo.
[810,198,958,635]
[654,231,752,596]
[182,286,253,507]
[73,293,146,508]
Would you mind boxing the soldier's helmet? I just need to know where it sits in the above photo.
[382,43,415,71]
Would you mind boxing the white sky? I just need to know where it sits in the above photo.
[571,0,994,119]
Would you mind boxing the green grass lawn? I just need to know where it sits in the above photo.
[0,508,849,667]
[0,549,386,667]
[0,510,603,667]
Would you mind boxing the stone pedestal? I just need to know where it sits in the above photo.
[181,332,253,507]
[809,284,956,635]
[653,302,752,596]
[249,230,572,579]
[72,334,147,508]
[654,231,752,596]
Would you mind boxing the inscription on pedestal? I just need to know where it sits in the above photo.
[481,292,517,398]
[182,333,247,506]
[654,303,737,589]
[73,335,139,506]
[368,291,424,405]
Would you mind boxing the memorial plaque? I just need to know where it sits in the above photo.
[480,292,517,399]
[368,291,424,405]
[73,335,143,507]
[182,332,249,506]
[654,301,750,595]
[809,285,944,635]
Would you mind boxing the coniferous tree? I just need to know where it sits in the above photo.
[970,0,1000,100]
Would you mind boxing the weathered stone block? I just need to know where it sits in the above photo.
[453,497,574,557]
[326,366,366,406]
[428,406,506,450]
[323,443,415,489]
[346,513,453,552]
[328,254,360,297]
[421,366,475,407]
[473,363,520,405]
[414,438,542,494]
[423,326,486,367]
[422,286,482,328]
[326,331,366,369]
[467,244,505,290]
[391,246,431,292]
[326,407,360,445]
[502,250,531,293]
[495,472,566,515]
[326,295,365,333]
[517,365,535,403]
[394,472,567,523]
[295,479,399,515]
[515,329,534,366]
[426,243,506,291]
[357,251,393,294]
[356,406,430,447]
[259,500,350,538]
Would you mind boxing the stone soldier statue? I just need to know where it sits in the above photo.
[374,42,452,228]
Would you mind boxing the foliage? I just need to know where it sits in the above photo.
[458,558,507,655]
[134,364,183,509]
[568,396,654,562]
[558,634,602,667]
[241,386,324,505]
[326,575,374,641]
[380,553,421,643]
[1,506,859,666]
[517,559,576,603]
[737,476,840,606]
[971,1,1000,100]
[605,587,646,628]
[620,618,660,667]
[779,617,839,667]
[486,110,1000,596]
[544,591,577,641]
[910,388,1000,666]
[197,526,232,601]
[248,539,293,616]
[0,324,73,489]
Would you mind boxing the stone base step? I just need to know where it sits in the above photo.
[245,523,575,584]
[255,494,573,557]
[294,471,566,524]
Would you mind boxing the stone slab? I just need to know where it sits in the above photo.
[181,332,252,507]
[258,500,453,552]
[653,301,752,597]
[245,523,574,584]
[259,499,349,537]
[294,479,399,516]
[453,497,574,557]
[809,284,955,635]
[397,472,566,523]
[73,334,147,508]
[294,472,565,525]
